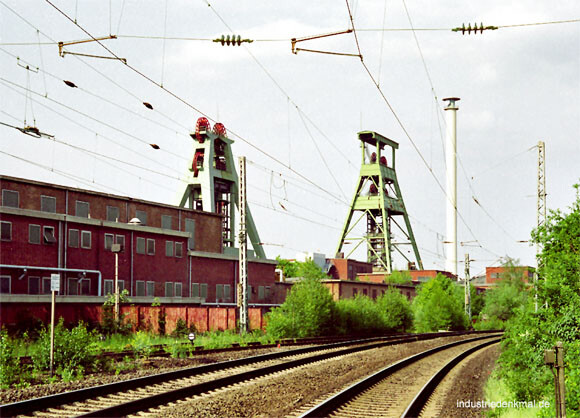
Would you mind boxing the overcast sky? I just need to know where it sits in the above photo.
[1,0,578,277]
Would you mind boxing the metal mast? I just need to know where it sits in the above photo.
[179,118,265,258]
[443,97,460,276]
[335,131,423,273]
[535,140,546,311]
[238,156,248,333]
[464,253,471,321]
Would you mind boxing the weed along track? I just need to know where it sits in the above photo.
[0,331,497,417]
[297,335,501,418]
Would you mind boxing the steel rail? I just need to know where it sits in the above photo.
[299,334,502,417]
[401,338,500,417]
[0,331,495,417]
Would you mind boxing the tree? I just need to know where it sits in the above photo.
[266,277,334,338]
[384,270,412,285]
[498,183,580,413]
[376,288,413,332]
[480,258,529,322]
[412,274,469,332]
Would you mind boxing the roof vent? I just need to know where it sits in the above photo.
[128,217,142,225]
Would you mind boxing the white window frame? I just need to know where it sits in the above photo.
[136,280,146,296]
[146,238,155,255]
[0,221,11,241]
[28,276,41,295]
[174,282,182,297]
[81,230,92,249]
[146,281,155,297]
[136,237,146,254]
[106,205,120,222]
[165,240,174,257]
[43,226,57,245]
[175,242,183,258]
[40,195,57,213]
[165,282,174,297]
[75,200,90,218]
[0,275,11,294]
[68,229,79,248]
[104,233,114,251]
[1,189,19,208]
[29,224,41,244]
[191,283,200,298]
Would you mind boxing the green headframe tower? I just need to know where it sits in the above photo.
[179,118,265,258]
[335,131,423,272]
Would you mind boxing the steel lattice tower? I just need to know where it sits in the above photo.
[179,118,265,258]
[335,131,423,272]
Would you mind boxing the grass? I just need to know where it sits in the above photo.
[484,369,553,417]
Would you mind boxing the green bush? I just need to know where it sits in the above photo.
[0,329,20,388]
[267,277,334,338]
[376,288,413,332]
[130,331,155,358]
[32,319,99,376]
[496,183,580,415]
[412,274,468,332]
[334,295,386,334]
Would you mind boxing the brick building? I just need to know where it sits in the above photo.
[0,175,278,329]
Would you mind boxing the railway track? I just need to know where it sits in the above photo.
[0,331,495,417]
[298,334,501,417]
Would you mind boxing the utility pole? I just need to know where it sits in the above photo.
[238,156,248,334]
[535,140,546,311]
[444,97,460,276]
[464,253,471,322]
[112,243,122,321]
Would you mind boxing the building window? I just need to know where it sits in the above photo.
[185,218,195,250]
[104,233,114,251]
[116,234,125,250]
[353,288,358,296]
[29,224,41,244]
[363,288,368,296]
[136,237,146,254]
[1,189,19,208]
[0,276,10,294]
[258,286,265,300]
[146,281,155,297]
[175,242,183,258]
[81,231,91,249]
[161,215,172,230]
[43,226,57,244]
[136,210,147,226]
[200,283,208,299]
[146,238,155,255]
[191,283,200,298]
[104,279,124,296]
[165,282,174,297]
[175,282,182,297]
[68,278,78,295]
[491,272,500,279]
[216,284,224,300]
[42,277,52,294]
[68,229,79,248]
[106,205,120,222]
[165,241,174,257]
[0,221,11,241]
[80,279,90,295]
[41,195,56,213]
[136,281,145,296]
[224,284,231,300]
[29,276,40,294]
[265,286,271,300]
[76,201,90,218]
[248,285,252,301]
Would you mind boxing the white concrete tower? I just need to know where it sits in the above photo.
[443,97,460,276]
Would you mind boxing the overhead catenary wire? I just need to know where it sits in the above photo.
[43,0,348,207]
[344,0,502,260]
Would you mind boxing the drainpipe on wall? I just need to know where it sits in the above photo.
[130,230,134,297]
[0,264,103,295]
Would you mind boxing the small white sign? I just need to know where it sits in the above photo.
[50,273,60,292]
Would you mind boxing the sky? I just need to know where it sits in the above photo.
[1,0,578,278]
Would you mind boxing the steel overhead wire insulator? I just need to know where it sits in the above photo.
[452,22,499,35]
[213,35,254,46]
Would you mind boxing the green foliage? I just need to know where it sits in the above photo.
[481,258,529,322]
[470,285,485,317]
[171,318,196,338]
[334,295,386,334]
[497,183,580,414]
[384,270,412,285]
[267,277,334,338]
[412,274,469,332]
[100,289,132,335]
[130,331,155,358]
[32,319,99,377]
[376,288,414,332]
[164,340,191,358]
[275,257,328,279]
[0,329,20,388]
